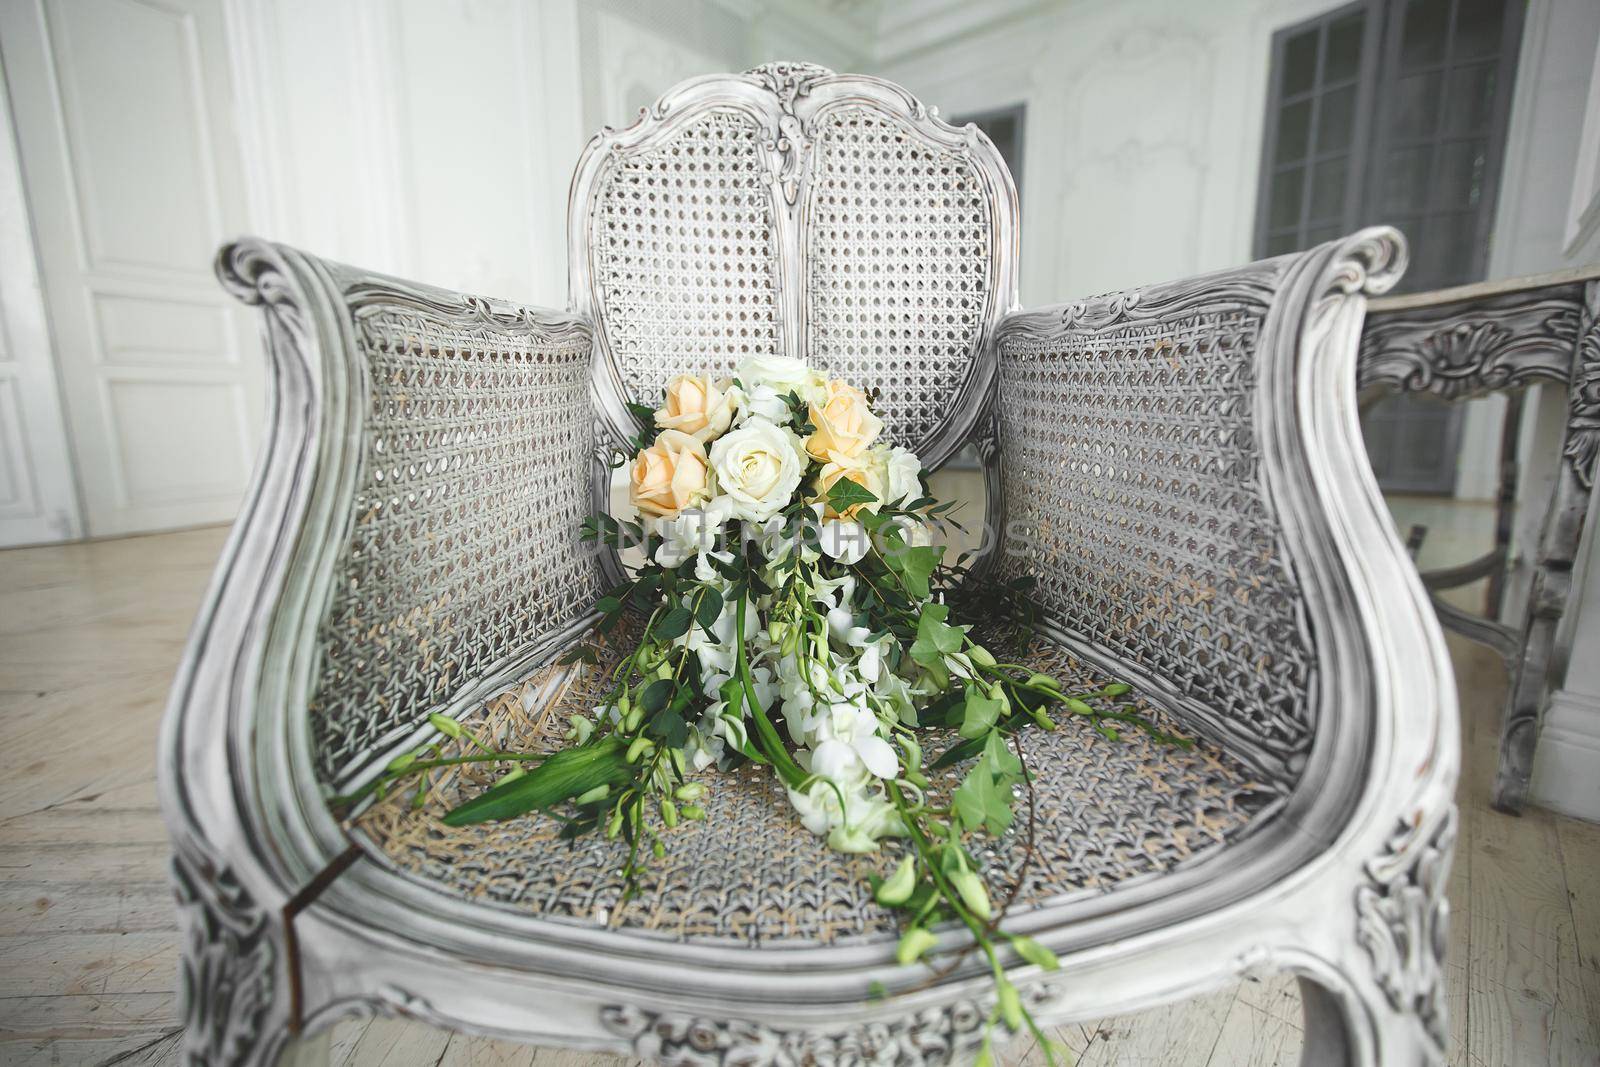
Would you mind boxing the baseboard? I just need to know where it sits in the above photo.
[1530,688,1600,823]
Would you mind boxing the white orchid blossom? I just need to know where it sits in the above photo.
[817,517,870,564]
[654,498,734,569]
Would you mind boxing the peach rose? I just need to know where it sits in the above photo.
[629,430,710,518]
[815,452,886,519]
[806,379,883,462]
[655,374,737,443]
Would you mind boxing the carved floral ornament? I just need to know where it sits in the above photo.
[1356,281,1600,489]
[1565,301,1600,487]
[171,847,278,1067]
[600,984,1056,1067]
[1354,809,1457,1052]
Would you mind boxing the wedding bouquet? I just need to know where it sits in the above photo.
[352,355,1181,1061]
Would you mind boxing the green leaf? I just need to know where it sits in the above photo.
[694,587,724,636]
[638,678,673,714]
[657,606,693,641]
[648,708,689,748]
[959,685,1002,739]
[982,729,1023,777]
[442,738,630,825]
[595,595,623,616]
[825,476,878,513]
[909,604,963,668]
[953,761,1013,836]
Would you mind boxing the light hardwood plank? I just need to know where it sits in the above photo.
[333,1016,452,1067]
[0,843,171,887]
[0,991,180,1039]
[1069,986,1236,1067]
[0,932,180,998]
[1557,815,1600,975]
[0,1029,182,1066]
[1468,911,1564,1004]
[438,1032,540,1066]
[0,880,176,937]
[1203,993,1301,1066]
[1466,978,1598,1067]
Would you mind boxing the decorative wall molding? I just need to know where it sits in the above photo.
[1530,687,1600,821]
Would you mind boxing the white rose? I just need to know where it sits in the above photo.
[708,417,806,522]
[883,446,923,506]
[735,354,827,406]
[738,383,793,426]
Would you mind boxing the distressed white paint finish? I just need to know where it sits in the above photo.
[0,50,80,547]
[0,0,261,536]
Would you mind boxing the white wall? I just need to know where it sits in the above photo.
[223,0,834,309]
[877,0,1346,307]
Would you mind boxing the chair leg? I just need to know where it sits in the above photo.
[172,847,294,1067]
[1296,973,1448,1067]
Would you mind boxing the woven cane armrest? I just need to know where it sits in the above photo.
[994,257,1329,790]
[352,620,1278,947]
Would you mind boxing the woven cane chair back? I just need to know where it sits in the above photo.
[570,63,1019,469]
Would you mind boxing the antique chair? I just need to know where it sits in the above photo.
[1358,270,1599,815]
[160,64,1457,1066]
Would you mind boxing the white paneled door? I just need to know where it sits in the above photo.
[0,0,261,536]
[0,55,80,546]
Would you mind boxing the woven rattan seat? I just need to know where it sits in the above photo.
[354,629,1278,947]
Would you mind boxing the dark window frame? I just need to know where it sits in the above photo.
[1253,0,1385,260]
[1253,0,1525,291]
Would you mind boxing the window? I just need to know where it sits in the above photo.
[1257,0,1525,496]
[952,104,1026,207]
[1255,0,1523,292]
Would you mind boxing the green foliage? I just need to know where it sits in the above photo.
[959,684,1004,739]
[442,737,631,825]
[909,604,962,668]
[825,476,878,513]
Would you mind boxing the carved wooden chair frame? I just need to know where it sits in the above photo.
[159,65,1458,1066]
[1359,270,1598,814]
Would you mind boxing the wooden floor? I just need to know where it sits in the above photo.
[0,527,1596,1066]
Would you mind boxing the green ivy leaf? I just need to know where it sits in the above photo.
[953,761,1013,836]
[959,684,1003,739]
[825,476,879,513]
[982,729,1023,777]
[909,604,963,668]
[648,708,689,748]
